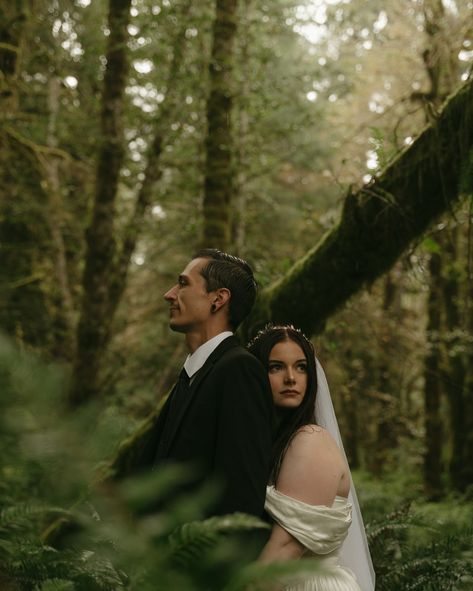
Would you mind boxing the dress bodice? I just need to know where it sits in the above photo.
[265,486,362,590]
[265,486,352,555]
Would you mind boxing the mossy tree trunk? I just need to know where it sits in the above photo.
[0,3,59,352]
[45,75,76,361]
[69,0,132,407]
[232,0,252,256]
[416,0,468,496]
[0,1,29,113]
[423,247,444,500]
[441,226,469,491]
[463,274,473,488]
[372,273,401,474]
[202,0,238,249]
[240,77,473,342]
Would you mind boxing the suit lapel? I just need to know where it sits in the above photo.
[162,336,240,455]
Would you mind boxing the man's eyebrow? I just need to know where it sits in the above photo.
[178,274,189,282]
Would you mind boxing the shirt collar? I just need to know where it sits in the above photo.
[183,331,233,377]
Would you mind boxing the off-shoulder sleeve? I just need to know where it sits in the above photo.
[265,486,352,555]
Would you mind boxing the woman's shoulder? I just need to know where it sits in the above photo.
[290,424,340,452]
[284,424,348,475]
[278,424,350,505]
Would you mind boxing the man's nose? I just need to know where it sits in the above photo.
[164,285,178,301]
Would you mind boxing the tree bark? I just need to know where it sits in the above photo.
[418,0,467,495]
[463,266,473,489]
[45,75,76,360]
[0,1,29,113]
[69,0,132,407]
[423,249,444,500]
[240,77,473,341]
[439,227,466,489]
[202,0,238,249]
[232,0,252,255]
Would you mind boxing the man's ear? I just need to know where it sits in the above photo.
[212,288,231,312]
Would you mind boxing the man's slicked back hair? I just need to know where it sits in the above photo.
[192,248,257,330]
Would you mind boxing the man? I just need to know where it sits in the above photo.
[153,248,273,518]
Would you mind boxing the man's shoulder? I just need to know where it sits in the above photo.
[217,339,258,364]
[209,338,266,377]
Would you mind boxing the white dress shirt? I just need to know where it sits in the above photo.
[183,331,233,379]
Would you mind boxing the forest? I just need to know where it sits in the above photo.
[1,0,473,589]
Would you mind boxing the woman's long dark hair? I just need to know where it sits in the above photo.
[247,324,318,483]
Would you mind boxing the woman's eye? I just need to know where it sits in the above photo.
[268,364,282,373]
[296,363,307,372]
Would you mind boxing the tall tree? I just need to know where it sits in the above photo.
[423,241,444,499]
[202,0,239,248]
[413,0,470,495]
[69,0,132,407]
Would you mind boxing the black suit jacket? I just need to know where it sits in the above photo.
[153,336,274,518]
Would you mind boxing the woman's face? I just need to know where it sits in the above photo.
[268,339,308,408]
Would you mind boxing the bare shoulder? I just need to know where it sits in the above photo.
[278,424,350,505]
[288,424,341,455]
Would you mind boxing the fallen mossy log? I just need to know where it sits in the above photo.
[241,78,473,340]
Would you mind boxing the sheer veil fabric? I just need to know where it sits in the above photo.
[314,359,376,591]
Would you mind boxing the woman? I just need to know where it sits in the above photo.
[248,325,375,591]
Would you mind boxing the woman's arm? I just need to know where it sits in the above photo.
[259,523,306,563]
[259,426,349,563]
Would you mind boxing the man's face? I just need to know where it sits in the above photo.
[164,258,214,333]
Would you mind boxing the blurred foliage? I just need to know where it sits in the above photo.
[1,0,473,587]
[1,337,473,590]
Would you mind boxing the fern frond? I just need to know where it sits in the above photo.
[0,503,73,529]
[168,512,269,566]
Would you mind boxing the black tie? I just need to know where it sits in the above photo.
[156,368,191,459]
[169,368,191,414]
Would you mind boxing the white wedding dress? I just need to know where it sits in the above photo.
[265,485,362,591]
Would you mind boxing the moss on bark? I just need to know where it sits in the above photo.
[202,0,238,249]
[241,79,473,340]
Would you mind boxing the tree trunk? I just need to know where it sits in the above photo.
[69,0,132,407]
[372,273,400,473]
[45,75,76,360]
[232,0,252,256]
[463,268,473,489]
[439,227,467,490]
[202,0,238,249]
[0,1,29,113]
[418,0,463,496]
[240,76,473,341]
[423,250,444,500]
